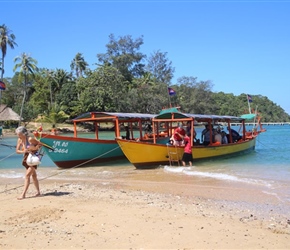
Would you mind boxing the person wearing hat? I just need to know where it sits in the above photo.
[15,126,42,200]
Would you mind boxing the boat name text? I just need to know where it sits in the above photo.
[51,141,69,153]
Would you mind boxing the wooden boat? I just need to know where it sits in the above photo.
[36,112,156,168]
[116,107,265,169]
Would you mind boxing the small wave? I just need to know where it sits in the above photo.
[184,170,241,182]
[262,190,282,201]
[163,165,272,187]
[0,171,23,179]
[163,165,190,173]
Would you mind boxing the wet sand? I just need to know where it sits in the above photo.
[0,166,289,249]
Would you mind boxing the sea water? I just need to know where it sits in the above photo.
[1,125,290,205]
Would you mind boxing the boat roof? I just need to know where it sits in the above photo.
[74,111,155,122]
[74,109,246,123]
[240,114,256,120]
[154,108,245,123]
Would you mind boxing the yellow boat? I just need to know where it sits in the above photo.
[116,107,264,169]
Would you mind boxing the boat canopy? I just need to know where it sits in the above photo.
[74,109,246,124]
[156,107,188,119]
[184,113,245,123]
[74,112,156,122]
[240,114,256,120]
[154,108,245,123]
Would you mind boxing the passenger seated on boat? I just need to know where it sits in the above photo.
[201,125,215,145]
[186,121,197,140]
[145,123,152,133]
[167,136,174,146]
[214,130,222,144]
[143,131,153,140]
[194,138,200,145]
[121,126,131,140]
[143,132,149,140]
[221,131,228,144]
[228,127,242,142]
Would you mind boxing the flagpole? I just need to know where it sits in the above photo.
[253,105,258,127]
[247,95,251,114]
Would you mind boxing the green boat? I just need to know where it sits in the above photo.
[38,112,155,169]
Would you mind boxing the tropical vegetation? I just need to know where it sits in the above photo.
[0,25,289,126]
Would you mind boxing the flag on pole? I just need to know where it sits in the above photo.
[0,80,6,90]
[247,94,253,103]
[168,87,176,96]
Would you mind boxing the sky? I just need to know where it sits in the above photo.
[1,0,290,114]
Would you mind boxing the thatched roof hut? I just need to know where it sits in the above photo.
[0,104,21,121]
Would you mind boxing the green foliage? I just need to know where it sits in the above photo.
[70,52,88,78]
[97,34,146,84]
[146,50,175,85]
[0,31,289,123]
[36,108,70,128]
[77,64,128,112]
[0,24,17,80]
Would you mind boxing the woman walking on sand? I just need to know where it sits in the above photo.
[15,126,41,200]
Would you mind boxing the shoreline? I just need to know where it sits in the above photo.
[0,167,289,249]
[1,126,290,249]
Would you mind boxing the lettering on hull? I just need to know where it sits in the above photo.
[51,140,69,154]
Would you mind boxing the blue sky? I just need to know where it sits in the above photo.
[2,0,290,114]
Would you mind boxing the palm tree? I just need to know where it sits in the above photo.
[13,53,38,125]
[0,24,17,80]
[36,108,70,130]
[49,69,72,108]
[70,53,88,78]
[0,24,17,104]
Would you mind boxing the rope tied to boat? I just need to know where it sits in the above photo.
[0,144,122,195]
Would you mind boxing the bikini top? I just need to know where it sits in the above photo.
[25,137,30,149]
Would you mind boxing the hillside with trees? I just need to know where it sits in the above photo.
[1,26,289,125]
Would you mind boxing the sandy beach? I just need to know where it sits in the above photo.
[0,166,289,250]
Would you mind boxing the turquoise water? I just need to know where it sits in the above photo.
[1,125,290,204]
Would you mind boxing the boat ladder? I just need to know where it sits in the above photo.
[167,144,181,166]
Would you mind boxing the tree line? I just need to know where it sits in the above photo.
[1,25,289,126]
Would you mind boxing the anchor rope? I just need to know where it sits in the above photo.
[0,143,122,195]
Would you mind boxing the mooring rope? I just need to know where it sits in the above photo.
[256,136,278,152]
[0,143,122,195]
[0,151,17,162]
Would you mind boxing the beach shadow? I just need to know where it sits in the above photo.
[16,192,72,200]
[43,191,72,197]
